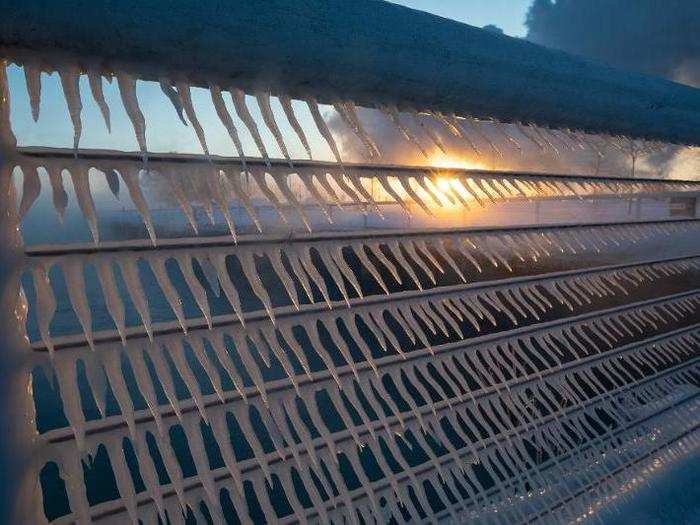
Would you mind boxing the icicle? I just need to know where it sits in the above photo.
[176,81,210,156]
[69,166,100,243]
[209,86,246,165]
[88,71,111,132]
[257,92,291,163]
[413,111,447,153]
[350,242,389,294]
[334,101,380,158]
[208,169,238,240]
[23,63,42,122]
[315,171,344,207]
[376,174,411,212]
[209,252,245,325]
[223,168,263,232]
[157,435,188,510]
[149,342,182,420]
[307,98,343,164]
[159,79,187,125]
[240,250,276,323]
[99,169,120,200]
[46,166,68,220]
[209,333,249,402]
[144,255,186,333]
[164,167,199,234]
[297,246,333,307]
[388,240,423,290]
[119,167,157,244]
[61,258,94,350]
[347,169,384,216]
[18,165,40,219]
[269,169,312,231]
[54,358,88,453]
[169,338,209,424]
[230,88,270,163]
[398,177,433,216]
[96,346,137,439]
[250,167,290,224]
[32,262,56,357]
[57,452,91,524]
[102,436,139,524]
[187,337,225,403]
[117,254,154,340]
[279,95,312,158]
[117,73,148,160]
[58,65,83,150]
[300,172,334,223]
[381,104,428,157]
[329,170,363,204]
[94,255,128,344]
[174,253,213,329]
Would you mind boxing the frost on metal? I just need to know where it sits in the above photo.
[0,18,699,525]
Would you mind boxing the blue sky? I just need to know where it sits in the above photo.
[388,0,531,37]
[6,1,532,157]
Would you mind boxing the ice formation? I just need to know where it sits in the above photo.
[0,52,698,525]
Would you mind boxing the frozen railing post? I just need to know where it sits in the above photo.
[0,59,40,524]
[0,1,699,524]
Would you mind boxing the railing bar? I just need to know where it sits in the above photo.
[73,349,700,524]
[24,217,700,256]
[42,292,699,444]
[30,254,700,353]
[14,147,700,186]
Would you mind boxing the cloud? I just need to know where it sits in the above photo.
[525,0,700,87]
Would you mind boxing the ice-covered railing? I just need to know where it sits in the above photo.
[0,3,699,523]
[12,150,700,243]
[2,1,700,145]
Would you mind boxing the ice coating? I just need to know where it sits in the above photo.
[57,65,83,150]
[5,71,700,525]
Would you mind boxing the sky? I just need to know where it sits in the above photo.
[387,0,530,37]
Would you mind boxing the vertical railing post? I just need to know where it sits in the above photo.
[0,59,40,524]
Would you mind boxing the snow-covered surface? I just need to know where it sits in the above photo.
[1,0,699,144]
